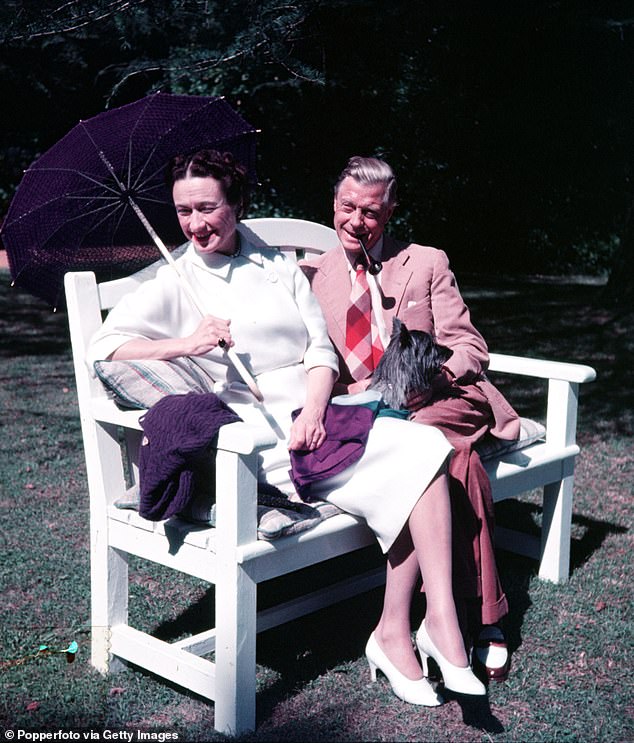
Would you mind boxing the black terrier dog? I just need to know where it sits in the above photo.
[369,318,453,409]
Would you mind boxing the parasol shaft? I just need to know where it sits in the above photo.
[129,199,205,311]
[129,198,264,402]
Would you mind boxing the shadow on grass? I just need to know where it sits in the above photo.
[144,542,535,735]
[0,270,71,357]
[452,693,505,734]
[568,513,630,573]
[496,499,629,576]
[139,491,629,736]
[145,575,511,735]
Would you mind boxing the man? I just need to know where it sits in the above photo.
[300,156,520,680]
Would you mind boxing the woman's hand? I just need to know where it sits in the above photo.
[185,315,234,356]
[287,365,337,451]
[288,405,327,451]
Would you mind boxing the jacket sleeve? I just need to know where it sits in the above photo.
[428,248,489,382]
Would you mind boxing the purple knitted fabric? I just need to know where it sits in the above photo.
[138,392,241,520]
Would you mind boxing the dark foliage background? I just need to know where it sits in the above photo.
[1,0,632,297]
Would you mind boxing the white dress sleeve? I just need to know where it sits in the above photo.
[274,253,339,375]
[86,262,194,365]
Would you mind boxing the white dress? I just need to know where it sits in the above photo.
[313,392,453,552]
[88,237,453,552]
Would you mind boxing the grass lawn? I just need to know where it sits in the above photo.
[1,266,632,742]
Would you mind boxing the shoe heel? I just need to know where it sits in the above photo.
[418,650,430,677]
[366,655,378,682]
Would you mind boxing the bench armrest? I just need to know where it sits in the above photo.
[89,397,277,455]
[488,352,596,448]
[488,353,596,383]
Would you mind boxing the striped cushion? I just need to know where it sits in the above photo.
[94,357,215,409]
[476,417,546,461]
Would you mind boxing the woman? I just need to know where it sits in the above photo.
[87,149,485,705]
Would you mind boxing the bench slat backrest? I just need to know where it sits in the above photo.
[95,218,338,311]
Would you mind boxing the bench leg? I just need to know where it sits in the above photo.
[91,540,129,673]
[214,564,257,735]
[213,448,259,735]
[539,476,573,583]
[87,423,130,673]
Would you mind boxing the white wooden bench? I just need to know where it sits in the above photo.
[64,217,596,735]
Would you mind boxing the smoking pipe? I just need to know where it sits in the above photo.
[357,235,382,275]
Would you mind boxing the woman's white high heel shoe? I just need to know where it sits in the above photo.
[365,632,443,706]
[416,620,486,696]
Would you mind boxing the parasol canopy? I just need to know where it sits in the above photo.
[1,92,258,308]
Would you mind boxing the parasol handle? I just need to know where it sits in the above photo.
[129,198,264,402]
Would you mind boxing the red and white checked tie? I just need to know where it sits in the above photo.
[345,265,384,381]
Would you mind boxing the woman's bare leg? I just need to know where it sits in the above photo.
[374,469,468,675]
[408,470,468,666]
[374,528,423,679]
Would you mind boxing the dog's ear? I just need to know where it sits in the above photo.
[398,320,412,349]
[391,317,403,336]
[437,344,453,365]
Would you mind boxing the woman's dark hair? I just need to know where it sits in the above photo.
[167,149,250,219]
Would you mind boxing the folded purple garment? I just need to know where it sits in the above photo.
[138,392,241,520]
[289,403,376,498]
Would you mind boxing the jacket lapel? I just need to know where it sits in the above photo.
[379,234,413,324]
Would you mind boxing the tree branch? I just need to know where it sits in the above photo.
[9,0,148,41]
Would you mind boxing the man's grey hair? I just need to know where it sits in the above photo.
[334,156,398,208]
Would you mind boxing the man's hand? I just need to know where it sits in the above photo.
[406,367,456,411]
